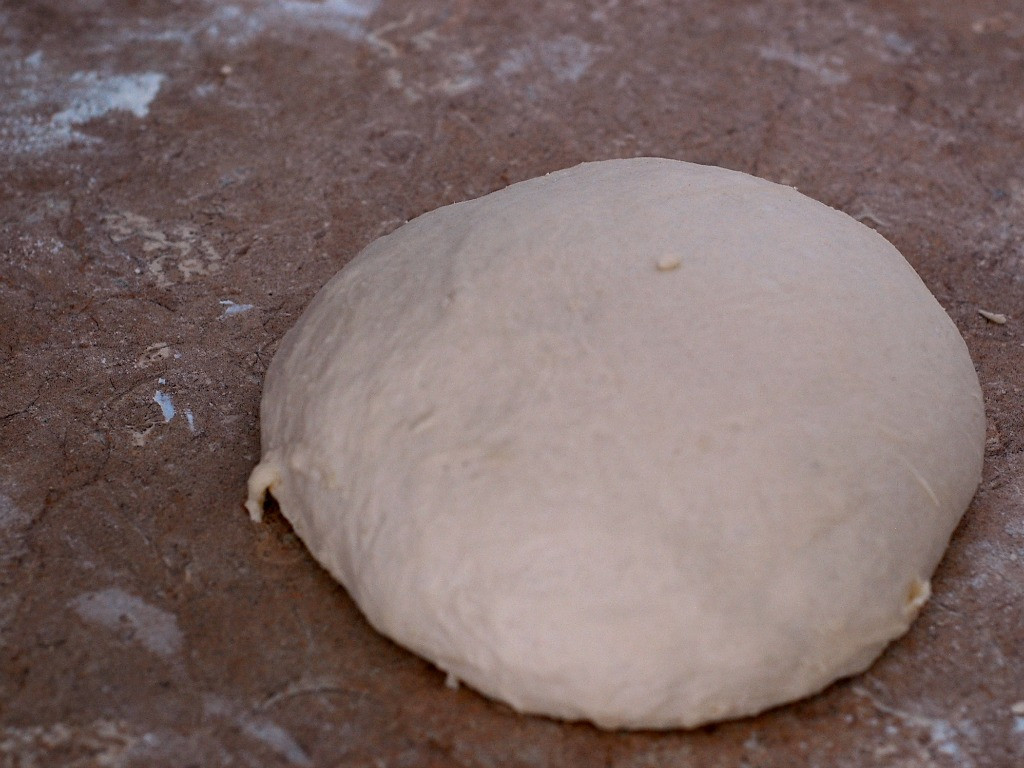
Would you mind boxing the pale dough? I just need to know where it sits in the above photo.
[247,158,985,729]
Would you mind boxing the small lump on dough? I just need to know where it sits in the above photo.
[247,158,985,729]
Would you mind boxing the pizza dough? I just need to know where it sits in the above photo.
[246,158,985,729]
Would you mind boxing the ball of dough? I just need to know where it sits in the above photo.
[247,158,985,729]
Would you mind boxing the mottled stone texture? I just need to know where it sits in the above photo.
[1,1,1022,765]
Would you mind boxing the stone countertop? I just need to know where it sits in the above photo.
[1,1,1022,765]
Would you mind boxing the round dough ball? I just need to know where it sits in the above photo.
[246,158,985,729]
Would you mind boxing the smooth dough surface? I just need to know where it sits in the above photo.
[247,158,985,729]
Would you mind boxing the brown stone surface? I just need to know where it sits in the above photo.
[1,1,1022,765]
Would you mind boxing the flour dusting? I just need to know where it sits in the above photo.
[2,0,384,156]
[51,71,164,127]
[853,686,977,767]
[0,721,139,767]
[0,50,164,154]
[70,587,183,657]
[273,0,382,38]
[758,44,850,85]
[241,719,313,767]
[203,695,312,766]
[203,0,381,46]
[497,35,596,84]
[220,299,255,317]
[154,390,176,423]
[281,0,380,21]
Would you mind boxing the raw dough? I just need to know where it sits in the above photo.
[247,158,985,729]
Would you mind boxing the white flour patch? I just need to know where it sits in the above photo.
[154,390,176,422]
[202,5,267,47]
[241,719,313,767]
[0,50,164,154]
[203,695,312,766]
[51,71,164,126]
[960,524,1024,602]
[839,7,917,62]
[220,299,255,317]
[853,687,976,768]
[743,5,914,81]
[495,48,530,78]
[70,587,183,658]
[882,31,914,56]
[1005,491,1024,540]
[497,35,596,84]
[198,0,381,47]
[4,1,380,150]
[539,35,595,83]
[432,51,483,96]
[279,0,380,27]
[758,44,850,85]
